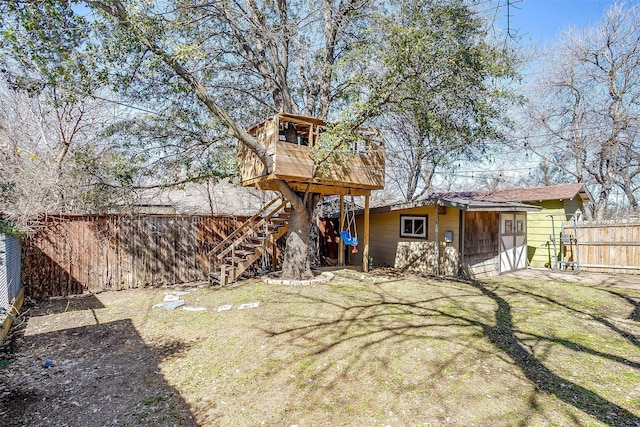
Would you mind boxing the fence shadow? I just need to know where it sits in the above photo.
[21,243,84,298]
[0,318,198,427]
[28,293,105,314]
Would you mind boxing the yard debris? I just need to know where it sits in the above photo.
[217,305,233,312]
[238,302,260,310]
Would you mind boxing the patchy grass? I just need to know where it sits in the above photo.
[2,269,640,426]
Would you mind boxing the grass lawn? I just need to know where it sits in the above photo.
[2,269,640,426]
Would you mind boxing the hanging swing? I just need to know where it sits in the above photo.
[340,196,359,253]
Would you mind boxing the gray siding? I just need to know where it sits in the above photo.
[0,234,21,310]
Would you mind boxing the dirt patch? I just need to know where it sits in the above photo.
[0,293,196,427]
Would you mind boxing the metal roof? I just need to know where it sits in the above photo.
[368,195,541,214]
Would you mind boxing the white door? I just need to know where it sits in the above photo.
[500,213,528,273]
[514,214,527,270]
[500,214,515,273]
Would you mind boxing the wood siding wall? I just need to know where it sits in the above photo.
[463,211,500,278]
[561,220,640,275]
[22,215,246,298]
[352,206,460,275]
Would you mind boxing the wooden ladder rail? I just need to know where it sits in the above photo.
[216,199,288,261]
[225,221,289,284]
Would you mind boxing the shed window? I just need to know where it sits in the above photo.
[400,215,427,239]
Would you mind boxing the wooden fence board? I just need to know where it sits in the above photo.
[22,214,247,298]
[562,220,640,275]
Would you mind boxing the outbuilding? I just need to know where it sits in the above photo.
[337,193,541,278]
[464,184,593,268]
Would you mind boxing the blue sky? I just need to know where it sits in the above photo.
[494,0,618,45]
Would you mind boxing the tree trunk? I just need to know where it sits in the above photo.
[622,185,639,210]
[280,201,315,280]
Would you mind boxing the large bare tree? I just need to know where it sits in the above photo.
[520,2,640,219]
[0,79,130,227]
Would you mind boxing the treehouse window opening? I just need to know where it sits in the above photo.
[279,121,312,147]
[350,138,369,155]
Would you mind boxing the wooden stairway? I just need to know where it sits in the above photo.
[208,196,290,285]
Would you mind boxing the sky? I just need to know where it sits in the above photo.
[494,0,618,45]
[456,1,626,188]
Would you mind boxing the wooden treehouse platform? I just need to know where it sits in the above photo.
[238,113,385,196]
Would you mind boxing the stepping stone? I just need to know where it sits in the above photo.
[238,302,260,310]
[183,306,207,312]
[217,304,233,312]
[153,300,186,310]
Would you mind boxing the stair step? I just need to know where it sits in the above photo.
[234,249,255,256]
[215,199,290,286]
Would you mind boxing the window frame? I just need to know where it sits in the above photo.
[399,215,428,239]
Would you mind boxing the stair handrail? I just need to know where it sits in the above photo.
[208,195,284,257]
[216,199,289,260]
[218,208,290,286]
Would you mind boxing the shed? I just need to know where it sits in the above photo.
[334,194,540,278]
[468,184,593,268]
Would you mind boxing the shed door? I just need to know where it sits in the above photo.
[500,213,527,273]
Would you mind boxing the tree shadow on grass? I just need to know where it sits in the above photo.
[601,289,640,322]
[0,318,198,427]
[264,276,640,425]
[467,280,640,426]
[502,285,640,349]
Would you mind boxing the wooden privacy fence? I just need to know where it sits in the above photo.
[562,220,640,275]
[22,214,247,298]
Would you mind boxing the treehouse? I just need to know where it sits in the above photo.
[213,113,384,285]
[238,113,385,196]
